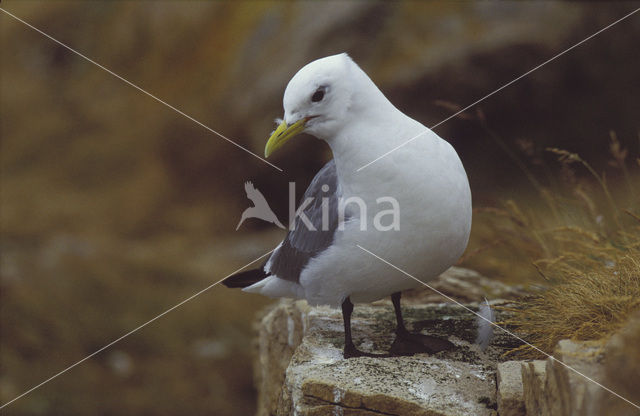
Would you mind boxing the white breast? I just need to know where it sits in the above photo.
[300,127,472,307]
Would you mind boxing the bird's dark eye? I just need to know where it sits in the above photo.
[311,88,325,102]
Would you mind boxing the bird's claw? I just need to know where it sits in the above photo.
[343,344,390,359]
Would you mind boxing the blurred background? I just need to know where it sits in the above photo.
[1,1,638,415]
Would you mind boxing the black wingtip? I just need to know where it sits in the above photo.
[222,268,268,288]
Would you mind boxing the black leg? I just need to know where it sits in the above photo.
[391,291,409,336]
[342,297,357,356]
[389,291,455,356]
[341,297,388,359]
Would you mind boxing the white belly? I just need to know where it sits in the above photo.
[299,136,472,307]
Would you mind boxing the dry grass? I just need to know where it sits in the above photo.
[504,240,640,358]
[461,133,640,358]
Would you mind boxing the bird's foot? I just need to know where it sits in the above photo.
[343,343,389,359]
[389,330,455,356]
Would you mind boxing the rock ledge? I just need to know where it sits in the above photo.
[253,268,522,416]
[252,269,640,416]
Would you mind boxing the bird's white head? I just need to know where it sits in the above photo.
[265,53,389,157]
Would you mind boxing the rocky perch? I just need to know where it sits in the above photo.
[251,268,640,416]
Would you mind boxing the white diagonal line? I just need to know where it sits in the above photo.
[356,7,640,173]
[356,244,640,411]
[0,7,282,172]
[0,247,276,409]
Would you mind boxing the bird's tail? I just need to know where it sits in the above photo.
[222,268,268,288]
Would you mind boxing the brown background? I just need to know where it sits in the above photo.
[1,2,639,415]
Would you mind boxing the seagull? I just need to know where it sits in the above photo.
[236,181,285,230]
[224,53,472,358]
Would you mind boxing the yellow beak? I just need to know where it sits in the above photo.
[264,118,307,158]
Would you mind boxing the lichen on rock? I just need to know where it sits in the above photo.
[497,361,525,416]
[253,268,522,416]
[252,267,640,415]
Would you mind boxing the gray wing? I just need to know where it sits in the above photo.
[266,159,342,282]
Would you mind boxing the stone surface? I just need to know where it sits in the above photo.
[254,289,521,416]
[252,265,640,416]
[496,361,525,416]
[546,340,607,416]
[598,310,640,416]
[521,360,548,416]
[521,340,610,416]
[403,267,524,305]
[253,300,310,416]
[520,325,640,416]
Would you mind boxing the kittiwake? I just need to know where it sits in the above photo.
[223,53,472,358]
